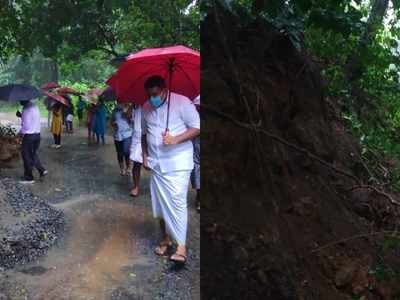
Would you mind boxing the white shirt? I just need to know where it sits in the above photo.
[193,95,200,105]
[132,106,142,142]
[142,92,200,173]
[112,108,133,141]
[66,114,73,122]
[20,103,41,134]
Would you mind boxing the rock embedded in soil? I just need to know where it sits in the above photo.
[0,178,64,269]
[334,263,358,288]
[375,280,399,300]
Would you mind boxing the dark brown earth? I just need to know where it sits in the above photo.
[201,6,400,300]
[0,120,200,300]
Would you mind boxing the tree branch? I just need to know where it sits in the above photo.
[97,23,119,56]
[203,103,400,209]
[202,103,360,183]
[97,46,119,57]
[347,185,400,206]
[312,230,399,253]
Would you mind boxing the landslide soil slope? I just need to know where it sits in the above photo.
[201,8,400,300]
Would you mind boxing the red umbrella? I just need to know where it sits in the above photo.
[107,45,200,130]
[43,91,70,107]
[41,82,60,90]
[107,45,199,104]
[57,87,81,95]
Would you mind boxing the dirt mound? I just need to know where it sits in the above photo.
[201,7,400,300]
[0,178,64,270]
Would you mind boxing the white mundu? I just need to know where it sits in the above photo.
[130,106,143,163]
[142,92,200,245]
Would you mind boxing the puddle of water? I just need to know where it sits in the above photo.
[51,194,99,210]
[19,266,48,276]
[12,199,153,300]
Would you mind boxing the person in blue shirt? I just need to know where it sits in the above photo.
[111,103,133,175]
[92,100,107,145]
[77,96,86,127]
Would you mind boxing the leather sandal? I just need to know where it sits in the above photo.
[169,253,187,265]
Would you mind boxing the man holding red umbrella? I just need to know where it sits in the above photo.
[107,45,200,265]
[141,75,200,265]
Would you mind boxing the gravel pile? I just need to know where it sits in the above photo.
[0,124,17,137]
[0,178,64,269]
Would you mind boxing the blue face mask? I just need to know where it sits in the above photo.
[150,95,163,107]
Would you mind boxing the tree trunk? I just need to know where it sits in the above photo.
[51,58,59,83]
[345,0,389,115]
[346,0,389,81]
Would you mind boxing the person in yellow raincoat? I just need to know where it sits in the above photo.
[51,102,63,148]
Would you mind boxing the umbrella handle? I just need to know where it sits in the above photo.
[165,89,171,134]
[166,58,175,132]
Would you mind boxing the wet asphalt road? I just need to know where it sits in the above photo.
[0,121,200,300]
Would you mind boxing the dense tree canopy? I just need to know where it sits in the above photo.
[2,0,199,59]
[0,0,199,85]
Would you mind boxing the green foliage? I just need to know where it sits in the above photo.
[0,101,48,117]
[0,3,19,61]
[262,5,304,51]
[369,262,399,282]
[0,0,199,113]
[58,50,115,84]
[0,0,199,62]
[0,51,113,89]
[307,14,400,188]
[383,235,400,251]
[0,51,55,86]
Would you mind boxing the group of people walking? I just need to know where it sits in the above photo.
[47,95,108,147]
[17,75,200,266]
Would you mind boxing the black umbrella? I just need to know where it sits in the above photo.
[0,84,43,102]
